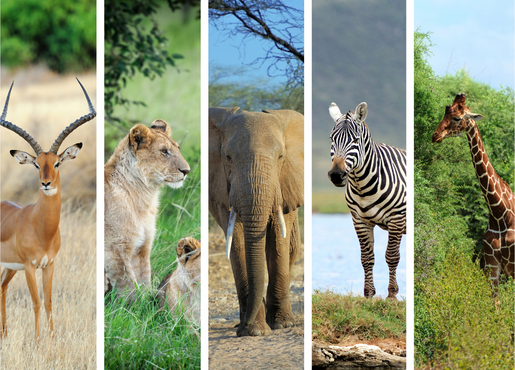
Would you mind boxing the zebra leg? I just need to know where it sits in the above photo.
[353,220,376,298]
[386,231,402,299]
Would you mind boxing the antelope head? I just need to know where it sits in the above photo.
[1,79,96,196]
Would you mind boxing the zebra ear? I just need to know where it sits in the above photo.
[354,102,368,124]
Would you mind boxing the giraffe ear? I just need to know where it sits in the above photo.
[464,112,484,121]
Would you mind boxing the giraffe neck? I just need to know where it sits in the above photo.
[465,120,506,218]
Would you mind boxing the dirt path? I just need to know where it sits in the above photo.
[209,228,304,369]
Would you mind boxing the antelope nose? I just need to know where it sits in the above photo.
[180,168,190,175]
[42,181,51,187]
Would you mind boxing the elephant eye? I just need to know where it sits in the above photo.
[226,154,232,161]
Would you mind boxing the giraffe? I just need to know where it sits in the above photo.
[432,93,515,288]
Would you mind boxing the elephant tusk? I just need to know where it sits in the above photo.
[226,208,237,259]
[277,207,287,238]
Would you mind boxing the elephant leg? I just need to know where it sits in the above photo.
[385,231,402,300]
[265,210,297,330]
[230,222,269,336]
[353,218,375,298]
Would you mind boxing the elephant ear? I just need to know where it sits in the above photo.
[265,109,304,213]
[209,107,240,212]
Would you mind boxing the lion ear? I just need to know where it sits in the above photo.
[129,124,154,151]
[151,119,171,136]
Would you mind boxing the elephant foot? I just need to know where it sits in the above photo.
[236,320,271,337]
[267,309,295,330]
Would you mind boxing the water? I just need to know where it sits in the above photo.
[312,213,406,298]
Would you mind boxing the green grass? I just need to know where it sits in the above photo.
[312,191,349,214]
[104,8,200,370]
[415,248,514,369]
[312,290,406,343]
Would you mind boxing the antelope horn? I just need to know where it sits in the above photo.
[1,81,44,156]
[226,208,237,259]
[49,78,96,154]
[277,207,287,238]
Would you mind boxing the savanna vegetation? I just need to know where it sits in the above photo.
[103,4,201,369]
[0,76,97,369]
[1,0,95,72]
[414,31,514,369]
[312,290,405,345]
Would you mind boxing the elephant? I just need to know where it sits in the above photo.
[209,107,304,337]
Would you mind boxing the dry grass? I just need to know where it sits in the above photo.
[0,73,96,205]
[1,72,96,368]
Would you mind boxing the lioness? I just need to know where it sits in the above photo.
[104,119,190,297]
[158,237,201,325]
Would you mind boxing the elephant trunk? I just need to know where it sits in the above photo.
[233,157,275,329]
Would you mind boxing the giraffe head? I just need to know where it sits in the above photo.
[432,93,484,143]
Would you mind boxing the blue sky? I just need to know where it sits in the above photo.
[209,1,304,84]
[415,0,514,89]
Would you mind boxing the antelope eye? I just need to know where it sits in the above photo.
[54,162,60,168]
[34,163,40,170]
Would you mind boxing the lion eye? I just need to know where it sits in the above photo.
[161,148,169,156]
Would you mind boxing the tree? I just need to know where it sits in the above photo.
[209,0,304,87]
[104,0,199,127]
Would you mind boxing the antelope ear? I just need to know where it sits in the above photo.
[151,119,171,136]
[10,150,36,165]
[464,113,484,121]
[59,143,83,163]
[354,102,368,124]
[129,124,154,151]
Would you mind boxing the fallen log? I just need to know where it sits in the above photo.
[312,342,406,369]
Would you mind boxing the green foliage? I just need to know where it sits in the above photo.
[209,66,304,113]
[312,291,406,343]
[415,249,514,369]
[1,0,96,72]
[104,8,200,369]
[104,165,200,370]
[414,31,515,369]
[105,0,199,125]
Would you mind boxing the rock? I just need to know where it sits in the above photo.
[312,342,406,369]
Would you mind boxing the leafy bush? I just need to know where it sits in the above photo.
[414,31,515,369]
[1,0,96,72]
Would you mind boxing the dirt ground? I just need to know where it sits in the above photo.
[209,227,304,369]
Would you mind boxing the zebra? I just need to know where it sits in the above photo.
[327,102,406,299]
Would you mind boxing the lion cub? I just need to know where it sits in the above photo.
[104,119,190,298]
[158,237,200,325]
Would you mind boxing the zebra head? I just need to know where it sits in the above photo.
[327,102,368,187]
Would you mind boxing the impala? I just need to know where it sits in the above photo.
[0,79,96,343]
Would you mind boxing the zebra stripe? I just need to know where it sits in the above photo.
[328,102,406,299]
